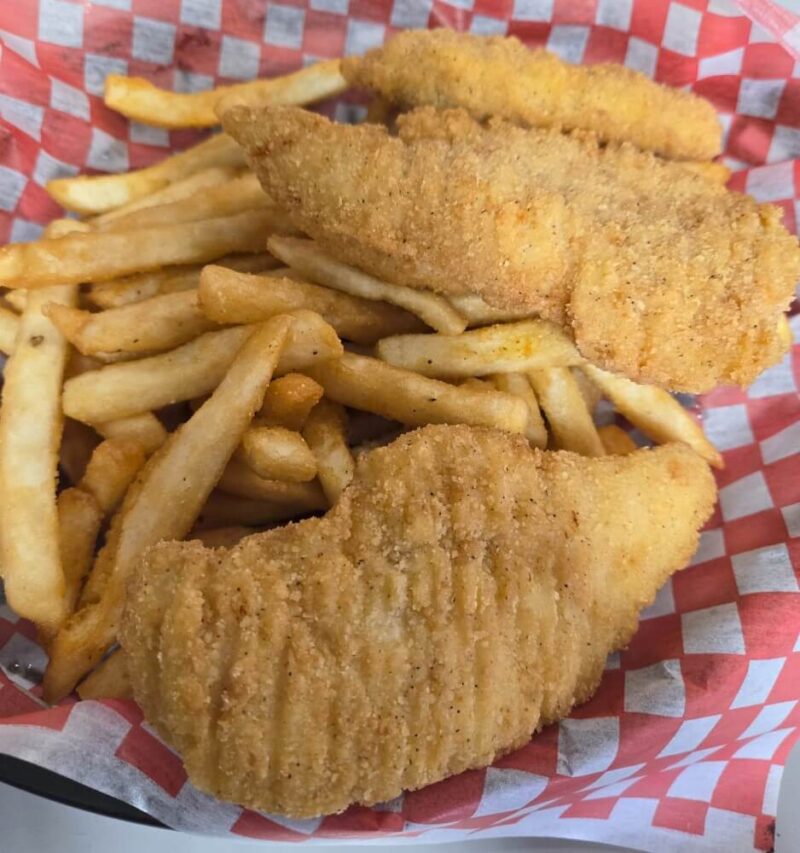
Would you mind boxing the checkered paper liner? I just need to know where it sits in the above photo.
[0,0,799,849]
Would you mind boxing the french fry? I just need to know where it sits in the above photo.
[528,368,605,456]
[91,165,242,227]
[4,290,27,313]
[302,399,355,503]
[598,424,638,455]
[197,491,319,528]
[0,304,19,354]
[96,172,277,232]
[60,418,101,486]
[572,366,603,413]
[218,457,327,507]
[46,133,245,214]
[490,372,547,448]
[240,426,317,482]
[187,526,260,549]
[47,291,217,358]
[76,650,132,701]
[257,373,324,429]
[105,60,346,128]
[376,319,582,378]
[267,236,467,335]
[93,413,167,456]
[79,439,148,514]
[57,487,104,616]
[0,223,78,628]
[582,364,723,467]
[198,265,424,345]
[63,312,343,424]
[0,209,283,290]
[43,315,293,700]
[446,293,532,327]
[307,352,529,434]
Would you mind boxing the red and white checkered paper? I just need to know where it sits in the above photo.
[1,0,799,849]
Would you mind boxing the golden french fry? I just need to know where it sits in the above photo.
[43,316,293,700]
[376,319,582,378]
[0,247,77,628]
[572,366,602,413]
[582,364,723,467]
[91,165,242,227]
[63,312,343,424]
[598,424,638,456]
[240,426,317,482]
[105,60,346,128]
[3,290,27,313]
[257,373,324,429]
[93,413,167,456]
[218,456,327,507]
[267,236,467,335]
[680,160,731,184]
[76,650,132,701]
[446,293,532,327]
[198,265,424,345]
[490,372,547,448]
[187,526,260,549]
[528,367,605,456]
[302,399,355,503]
[197,491,318,528]
[47,291,217,358]
[307,352,528,434]
[46,133,245,214]
[60,418,101,486]
[79,439,148,514]
[0,209,283,290]
[0,304,19,354]
[96,172,276,232]
[57,487,104,616]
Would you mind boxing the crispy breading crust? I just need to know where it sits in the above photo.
[342,29,722,161]
[223,105,799,392]
[122,426,716,817]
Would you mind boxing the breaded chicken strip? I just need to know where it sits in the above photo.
[342,29,721,161]
[122,426,716,818]
[223,105,799,393]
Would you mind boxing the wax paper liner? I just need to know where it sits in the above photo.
[1,0,799,849]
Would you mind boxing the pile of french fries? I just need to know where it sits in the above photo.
[0,58,723,706]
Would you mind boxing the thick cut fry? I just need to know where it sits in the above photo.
[0,305,19,354]
[197,492,318,528]
[91,166,242,228]
[447,293,532,327]
[4,290,27,312]
[0,209,283,290]
[43,316,292,700]
[93,413,167,456]
[572,366,602,414]
[199,265,424,345]
[267,236,467,334]
[105,60,346,128]
[57,487,104,616]
[80,439,148,514]
[257,373,324,428]
[47,291,217,358]
[97,172,275,232]
[307,353,528,434]
[240,426,317,482]
[0,279,77,629]
[302,400,355,503]
[528,368,605,456]
[46,133,245,214]
[376,319,581,378]
[582,364,723,467]
[599,424,638,456]
[187,526,260,549]
[60,418,100,485]
[490,372,547,448]
[76,650,132,701]
[218,457,327,507]
[63,313,343,424]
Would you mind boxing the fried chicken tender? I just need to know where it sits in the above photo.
[122,425,716,818]
[223,105,799,393]
[342,29,721,161]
